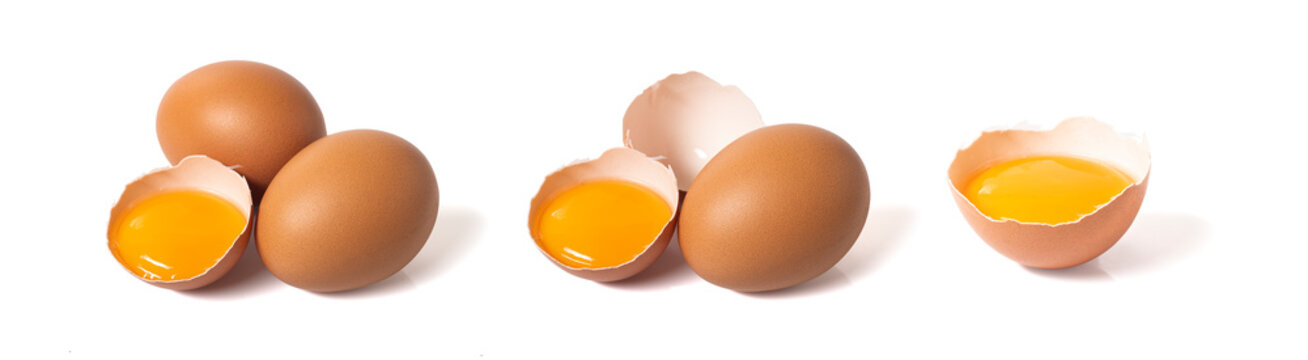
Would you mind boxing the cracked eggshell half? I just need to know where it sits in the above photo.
[948,117,1151,269]
[528,147,680,282]
[623,71,764,191]
[107,155,253,290]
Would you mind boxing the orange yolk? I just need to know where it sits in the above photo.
[533,180,673,269]
[110,190,246,281]
[964,155,1134,224]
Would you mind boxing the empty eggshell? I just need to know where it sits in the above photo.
[623,71,764,191]
[107,155,253,290]
[528,147,680,282]
[948,117,1151,269]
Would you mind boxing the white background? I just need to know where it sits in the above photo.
[3,1,1305,358]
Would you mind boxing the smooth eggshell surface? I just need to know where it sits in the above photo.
[257,130,439,293]
[680,124,870,292]
[157,60,327,197]
[948,117,1151,269]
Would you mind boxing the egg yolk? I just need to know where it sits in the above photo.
[533,180,673,269]
[110,190,246,281]
[963,155,1134,224]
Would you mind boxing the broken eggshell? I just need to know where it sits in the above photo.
[948,117,1151,269]
[622,71,764,191]
[528,147,680,282]
[107,155,254,290]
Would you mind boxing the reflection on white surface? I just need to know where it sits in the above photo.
[1024,259,1115,281]
[1024,212,1210,281]
[1098,212,1211,276]
[840,205,915,280]
[746,268,853,299]
[603,232,698,291]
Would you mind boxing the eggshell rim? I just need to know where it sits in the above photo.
[528,147,680,277]
[621,71,765,191]
[107,155,253,289]
[947,117,1153,227]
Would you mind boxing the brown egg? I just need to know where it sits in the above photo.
[948,117,1151,269]
[107,156,253,290]
[257,130,439,293]
[680,124,870,292]
[157,60,326,197]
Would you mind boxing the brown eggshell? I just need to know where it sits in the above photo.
[680,124,870,292]
[528,147,680,282]
[948,117,1151,269]
[107,155,253,290]
[257,130,439,293]
[157,60,327,197]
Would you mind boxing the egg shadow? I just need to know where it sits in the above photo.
[840,205,915,279]
[1023,259,1115,282]
[743,268,853,299]
[319,205,484,299]
[1024,212,1209,281]
[183,232,282,300]
[1097,212,1210,276]
[744,205,915,299]
[318,272,418,299]
[602,230,700,291]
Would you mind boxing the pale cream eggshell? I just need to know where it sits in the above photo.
[623,71,764,191]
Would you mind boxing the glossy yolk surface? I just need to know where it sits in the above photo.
[534,180,673,269]
[964,155,1134,224]
[111,190,246,281]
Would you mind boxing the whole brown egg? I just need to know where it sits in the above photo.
[156,60,326,197]
[257,130,439,293]
[680,124,870,292]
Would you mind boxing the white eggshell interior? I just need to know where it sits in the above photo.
[623,71,764,190]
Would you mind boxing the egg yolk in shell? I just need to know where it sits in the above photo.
[533,180,673,269]
[964,155,1134,224]
[110,190,246,281]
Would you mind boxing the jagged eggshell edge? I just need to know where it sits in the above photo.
[528,147,680,282]
[947,117,1151,269]
[107,155,254,290]
[622,71,764,191]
